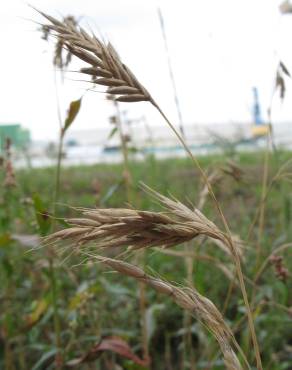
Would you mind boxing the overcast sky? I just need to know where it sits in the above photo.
[1,0,292,140]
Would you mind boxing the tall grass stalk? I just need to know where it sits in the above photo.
[112,99,132,203]
[46,57,66,369]
[51,109,64,368]
[183,243,196,370]
[157,7,185,139]
[53,69,64,215]
[255,132,271,269]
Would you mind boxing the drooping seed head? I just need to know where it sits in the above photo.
[37,9,153,103]
[46,185,229,254]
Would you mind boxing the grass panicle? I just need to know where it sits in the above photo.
[45,185,234,254]
[91,256,243,370]
[36,9,152,104]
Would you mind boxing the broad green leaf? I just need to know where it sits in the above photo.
[62,98,82,136]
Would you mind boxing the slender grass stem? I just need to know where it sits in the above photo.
[222,278,236,315]
[184,242,196,370]
[255,133,270,269]
[51,71,64,367]
[49,258,62,368]
[54,132,64,216]
[114,101,132,203]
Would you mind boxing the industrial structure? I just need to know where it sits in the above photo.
[0,124,31,150]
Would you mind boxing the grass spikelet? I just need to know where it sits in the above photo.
[36,9,152,103]
[45,186,231,253]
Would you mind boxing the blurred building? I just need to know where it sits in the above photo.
[0,124,31,150]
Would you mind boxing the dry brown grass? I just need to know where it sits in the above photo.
[47,185,246,265]
[46,185,233,254]
[36,9,153,103]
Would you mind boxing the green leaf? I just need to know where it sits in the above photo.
[25,296,51,330]
[32,193,51,236]
[107,126,118,140]
[280,61,291,78]
[63,98,82,136]
[0,233,12,248]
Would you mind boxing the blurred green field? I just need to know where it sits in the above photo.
[0,151,291,369]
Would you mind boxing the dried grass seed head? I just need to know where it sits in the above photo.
[46,186,229,253]
[37,10,152,103]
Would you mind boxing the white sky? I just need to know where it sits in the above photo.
[1,0,292,140]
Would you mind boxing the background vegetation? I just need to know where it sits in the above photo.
[0,150,291,369]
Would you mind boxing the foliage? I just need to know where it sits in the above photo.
[0,153,291,369]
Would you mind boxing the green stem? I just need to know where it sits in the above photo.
[54,132,64,216]
[114,102,132,203]
[255,134,270,269]
[50,129,65,367]
[49,258,63,367]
